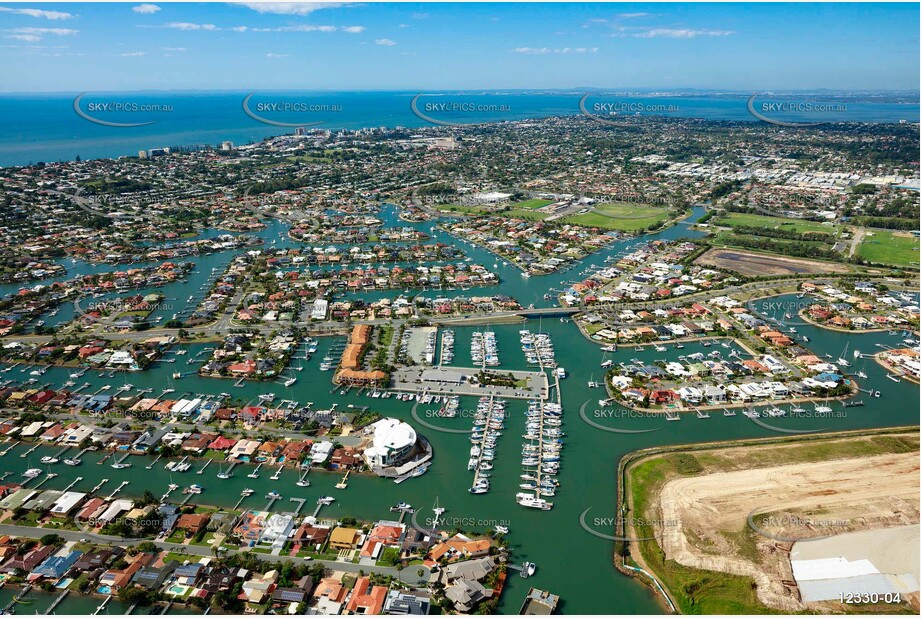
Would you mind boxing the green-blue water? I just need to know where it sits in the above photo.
[0,206,917,614]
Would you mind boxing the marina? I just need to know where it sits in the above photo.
[0,204,914,615]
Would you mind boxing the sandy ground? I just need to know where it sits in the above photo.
[695,248,851,276]
[654,451,920,611]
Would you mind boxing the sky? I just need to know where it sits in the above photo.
[0,2,918,92]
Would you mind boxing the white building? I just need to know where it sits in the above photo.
[362,418,417,468]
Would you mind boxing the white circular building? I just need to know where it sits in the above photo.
[362,418,418,468]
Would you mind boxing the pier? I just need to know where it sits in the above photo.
[289,497,306,515]
[93,595,111,615]
[89,478,109,495]
[63,476,84,492]
[264,493,281,510]
[29,472,56,490]
[0,440,18,456]
[270,464,284,480]
[248,462,263,479]
[233,492,250,510]
[147,454,162,469]
[196,459,212,475]
[46,589,70,613]
[2,584,32,613]
[20,442,38,458]
[106,480,129,499]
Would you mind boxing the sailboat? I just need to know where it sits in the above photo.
[836,343,851,368]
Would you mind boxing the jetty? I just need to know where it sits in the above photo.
[46,589,70,613]
[20,442,39,458]
[93,595,111,615]
[289,497,306,515]
[63,476,84,492]
[196,459,212,475]
[147,454,162,469]
[89,478,109,495]
[270,464,284,480]
[106,480,129,500]
[248,462,263,479]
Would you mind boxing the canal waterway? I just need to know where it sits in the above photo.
[0,205,917,614]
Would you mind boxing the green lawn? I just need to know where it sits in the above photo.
[565,202,671,231]
[512,198,553,209]
[437,203,493,215]
[504,208,551,221]
[857,230,920,267]
[715,212,839,235]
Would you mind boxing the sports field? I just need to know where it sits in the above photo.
[565,202,670,231]
[857,230,920,268]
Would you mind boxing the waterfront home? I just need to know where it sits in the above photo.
[292,523,330,551]
[259,514,295,551]
[241,569,279,605]
[328,526,363,551]
[76,497,107,522]
[176,513,210,536]
[440,558,497,612]
[360,521,405,559]
[230,438,261,460]
[132,559,178,590]
[98,552,155,590]
[2,543,53,574]
[233,510,270,544]
[96,498,133,525]
[49,491,87,517]
[73,547,123,574]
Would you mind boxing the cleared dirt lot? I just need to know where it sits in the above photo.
[696,247,851,276]
[655,451,919,611]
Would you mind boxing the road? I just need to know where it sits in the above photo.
[0,523,432,584]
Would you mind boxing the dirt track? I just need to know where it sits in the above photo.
[655,452,920,611]
[696,247,851,276]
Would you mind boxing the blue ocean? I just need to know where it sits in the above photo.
[0,91,917,167]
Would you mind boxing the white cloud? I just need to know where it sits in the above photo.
[119,51,146,56]
[512,46,598,55]
[617,12,652,19]
[0,6,75,19]
[266,52,288,58]
[165,22,218,30]
[235,2,348,16]
[132,4,160,14]
[163,46,186,51]
[341,25,365,33]
[633,28,733,38]
[374,38,396,46]
[4,27,78,42]
[411,12,429,19]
